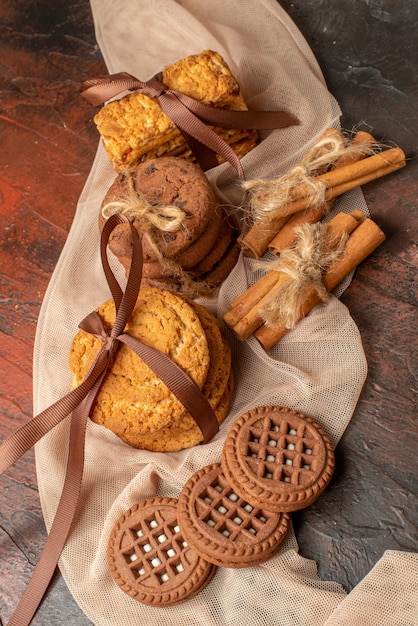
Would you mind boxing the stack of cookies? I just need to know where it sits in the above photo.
[106,406,335,605]
[92,49,255,296]
[220,405,335,513]
[69,287,234,452]
[177,405,334,569]
[99,156,240,296]
[94,50,259,172]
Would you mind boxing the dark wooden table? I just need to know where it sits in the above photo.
[1,1,416,624]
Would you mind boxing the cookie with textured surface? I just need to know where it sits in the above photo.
[177,462,290,568]
[94,49,258,172]
[221,405,335,513]
[107,497,216,606]
[69,288,210,442]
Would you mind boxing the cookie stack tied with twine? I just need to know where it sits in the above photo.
[69,287,233,452]
[99,156,240,297]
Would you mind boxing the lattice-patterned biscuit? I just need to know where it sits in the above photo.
[221,406,335,513]
[107,498,216,606]
[177,463,290,568]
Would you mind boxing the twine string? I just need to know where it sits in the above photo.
[256,222,348,329]
[242,132,375,221]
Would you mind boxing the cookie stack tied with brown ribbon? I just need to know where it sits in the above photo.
[176,405,334,568]
[93,50,259,172]
[107,497,217,606]
[99,156,240,296]
[69,287,233,452]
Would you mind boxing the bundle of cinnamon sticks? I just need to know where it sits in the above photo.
[239,129,406,258]
[224,129,405,350]
[224,210,386,349]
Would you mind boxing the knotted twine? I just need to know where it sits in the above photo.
[0,213,219,626]
[242,130,375,221]
[255,222,348,329]
[0,71,300,625]
[101,175,215,298]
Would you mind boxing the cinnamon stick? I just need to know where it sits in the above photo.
[225,211,364,341]
[239,146,404,257]
[332,130,375,168]
[264,147,405,222]
[268,201,333,256]
[238,128,346,258]
[254,217,386,349]
[238,214,289,258]
[268,131,375,255]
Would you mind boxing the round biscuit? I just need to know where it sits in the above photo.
[129,368,234,452]
[107,497,216,606]
[69,288,210,441]
[100,157,216,264]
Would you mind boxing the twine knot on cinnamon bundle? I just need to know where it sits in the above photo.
[242,129,376,222]
[255,222,348,329]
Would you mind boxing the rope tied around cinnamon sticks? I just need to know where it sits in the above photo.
[242,129,377,222]
[0,213,219,626]
[254,222,348,329]
[238,129,405,260]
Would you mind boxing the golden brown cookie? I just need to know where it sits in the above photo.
[177,463,290,568]
[69,288,210,442]
[123,300,234,453]
[221,406,335,513]
[161,50,243,109]
[186,300,231,405]
[94,50,258,172]
[107,497,216,606]
[133,368,234,452]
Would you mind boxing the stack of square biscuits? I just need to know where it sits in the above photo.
[69,288,234,452]
[94,49,258,172]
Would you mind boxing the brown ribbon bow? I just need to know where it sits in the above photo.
[80,71,300,177]
[0,213,219,626]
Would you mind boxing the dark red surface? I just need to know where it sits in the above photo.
[0,1,417,624]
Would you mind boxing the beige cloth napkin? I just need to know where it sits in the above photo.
[33,1,417,624]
